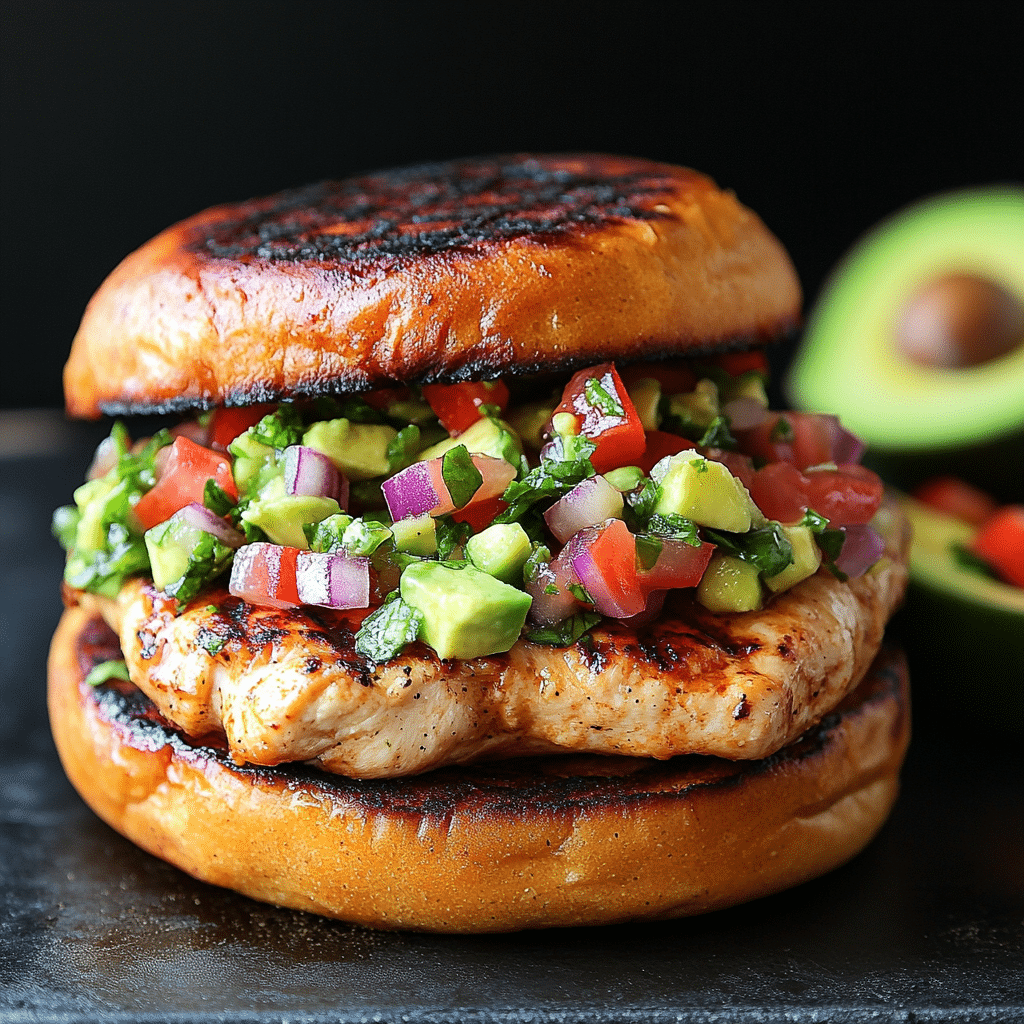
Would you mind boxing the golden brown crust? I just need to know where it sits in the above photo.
[48,607,909,933]
[63,154,801,418]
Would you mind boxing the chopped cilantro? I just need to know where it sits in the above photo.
[249,405,304,450]
[355,594,424,663]
[441,445,483,509]
[162,531,235,605]
[770,416,795,443]
[699,415,737,450]
[386,424,422,473]
[435,516,473,560]
[799,508,847,579]
[525,611,602,647]
[203,478,236,517]
[583,376,624,417]
[704,522,794,578]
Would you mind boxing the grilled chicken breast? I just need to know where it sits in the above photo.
[73,510,907,778]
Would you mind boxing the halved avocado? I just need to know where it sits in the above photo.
[894,494,1024,731]
[788,188,1024,484]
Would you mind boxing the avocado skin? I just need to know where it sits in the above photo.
[896,495,1024,733]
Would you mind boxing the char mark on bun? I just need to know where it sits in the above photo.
[49,153,908,932]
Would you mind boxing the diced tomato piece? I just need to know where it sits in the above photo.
[566,518,645,618]
[914,476,1000,527]
[451,494,509,532]
[749,461,883,526]
[972,505,1024,587]
[206,404,278,450]
[422,380,511,436]
[709,350,770,378]
[739,412,841,470]
[228,543,301,608]
[637,430,696,474]
[619,361,699,395]
[133,437,238,530]
[637,538,715,593]
[551,363,646,474]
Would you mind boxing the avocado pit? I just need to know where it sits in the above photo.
[896,273,1024,369]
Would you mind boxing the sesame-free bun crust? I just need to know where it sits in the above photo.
[49,607,908,933]
[64,154,801,417]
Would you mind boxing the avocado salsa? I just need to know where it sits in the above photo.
[53,356,886,664]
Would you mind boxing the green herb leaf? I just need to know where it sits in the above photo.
[645,513,700,545]
[567,582,595,605]
[522,543,553,585]
[584,376,624,417]
[84,659,131,687]
[441,445,484,509]
[634,534,663,571]
[623,477,661,530]
[704,522,794,577]
[250,405,304,450]
[525,611,602,647]
[799,508,847,579]
[162,531,235,606]
[386,424,422,473]
[304,513,356,553]
[355,595,424,663]
[203,479,236,517]
[770,416,795,443]
[699,415,737,450]
[495,442,596,524]
[435,516,473,560]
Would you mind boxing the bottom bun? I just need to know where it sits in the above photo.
[48,607,910,933]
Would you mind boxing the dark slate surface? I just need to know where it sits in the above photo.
[2,419,1022,1024]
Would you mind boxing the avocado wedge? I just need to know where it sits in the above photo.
[788,188,1024,459]
[896,494,1024,731]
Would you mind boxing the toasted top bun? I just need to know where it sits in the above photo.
[49,607,908,933]
[64,154,801,418]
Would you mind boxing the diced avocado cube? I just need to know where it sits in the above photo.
[764,525,822,593]
[73,477,117,552]
[241,494,341,549]
[603,465,645,492]
[697,554,763,613]
[145,517,202,591]
[303,419,398,481]
[725,370,769,407]
[465,523,532,585]
[417,416,523,468]
[391,514,438,556]
[666,379,719,432]
[229,434,279,498]
[652,450,753,532]
[400,561,532,660]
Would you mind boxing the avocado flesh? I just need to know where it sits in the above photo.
[788,187,1024,453]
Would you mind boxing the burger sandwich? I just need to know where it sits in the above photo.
[49,154,910,932]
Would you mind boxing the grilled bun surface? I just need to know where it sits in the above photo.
[48,607,908,933]
[64,154,801,417]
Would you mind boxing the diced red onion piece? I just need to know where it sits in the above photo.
[834,525,886,579]
[284,445,343,501]
[544,475,624,544]
[382,460,448,521]
[722,396,769,431]
[832,426,867,466]
[295,551,372,609]
[618,589,667,629]
[176,502,246,548]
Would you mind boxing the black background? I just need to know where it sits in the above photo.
[3,0,1023,409]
